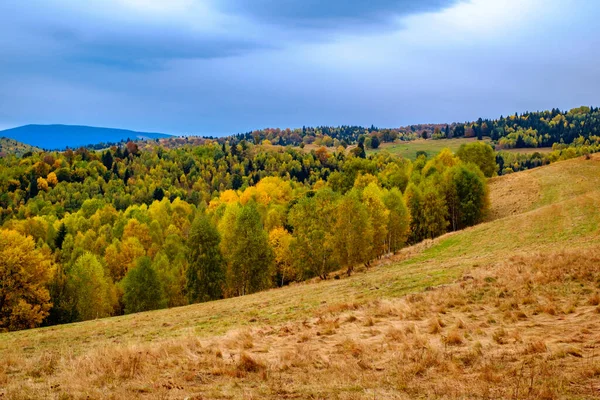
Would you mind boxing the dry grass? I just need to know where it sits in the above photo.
[2,155,600,399]
[487,153,600,220]
[4,248,600,399]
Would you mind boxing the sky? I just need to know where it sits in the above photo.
[0,0,599,136]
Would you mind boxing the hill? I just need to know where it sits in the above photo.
[0,137,41,157]
[1,154,600,399]
[0,124,172,150]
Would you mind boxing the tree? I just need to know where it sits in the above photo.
[104,237,145,281]
[55,223,67,250]
[68,252,115,321]
[332,193,373,275]
[351,142,366,159]
[370,135,380,149]
[153,187,165,201]
[361,183,389,259]
[152,252,186,308]
[422,186,448,239]
[186,213,225,303]
[444,163,489,231]
[405,183,426,244]
[289,189,339,280]
[268,227,295,287]
[0,230,53,331]
[227,203,273,296]
[28,173,39,199]
[47,172,58,187]
[122,256,166,314]
[456,142,497,178]
[102,150,114,170]
[383,188,410,253]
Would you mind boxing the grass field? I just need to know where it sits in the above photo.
[367,138,491,160]
[2,155,600,399]
[367,138,553,160]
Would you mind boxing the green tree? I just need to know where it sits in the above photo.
[422,186,448,239]
[444,163,489,231]
[405,183,426,244]
[383,188,410,253]
[122,256,166,314]
[332,193,373,275]
[361,183,389,259]
[153,252,186,308]
[227,203,274,296]
[186,213,225,303]
[456,142,497,178]
[68,252,115,321]
[289,189,339,279]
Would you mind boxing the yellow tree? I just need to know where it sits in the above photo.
[0,230,54,331]
[361,183,390,260]
[47,172,58,187]
[104,237,145,281]
[382,188,410,253]
[332,194,373,276]
[268,227,295,286]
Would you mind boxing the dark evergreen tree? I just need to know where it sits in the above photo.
[153,187,165,201]
[55,223,67,250]
[101,151,114,169]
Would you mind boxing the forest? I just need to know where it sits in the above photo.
[3,105,600,332]
[0,137,492,331]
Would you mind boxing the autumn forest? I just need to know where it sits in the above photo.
[1,106,599,332]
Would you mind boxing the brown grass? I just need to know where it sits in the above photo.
[2,248,600,399]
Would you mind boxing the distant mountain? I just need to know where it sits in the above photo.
[0,124,172,150]
[0,137,42,157]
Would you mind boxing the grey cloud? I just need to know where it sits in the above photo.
[54,29,264,70]
[1,1,264,72]
[218,0,461,28]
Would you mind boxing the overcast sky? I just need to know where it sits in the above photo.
[0,0,598,135]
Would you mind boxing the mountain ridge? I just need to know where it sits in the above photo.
[0,124,172,150]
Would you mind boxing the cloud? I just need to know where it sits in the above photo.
[0,0,599,136]
[0,0,264,71]
[218,0,461,29]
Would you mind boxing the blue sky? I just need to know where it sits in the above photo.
[0,0,599,136]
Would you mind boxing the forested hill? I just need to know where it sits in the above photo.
[0,135,494,331]
[145,106,600,152]
[0,137,41,158]
[0,124,171,150]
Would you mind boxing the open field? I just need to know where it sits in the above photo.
[368,138,553,161]
[367,138,491,160]
[1,155,600,399]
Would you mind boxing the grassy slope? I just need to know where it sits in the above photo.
[2,155,600,399]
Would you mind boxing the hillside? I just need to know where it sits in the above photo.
[1,155,600,399]
[0,137,41,157]
[0,124,171,150]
